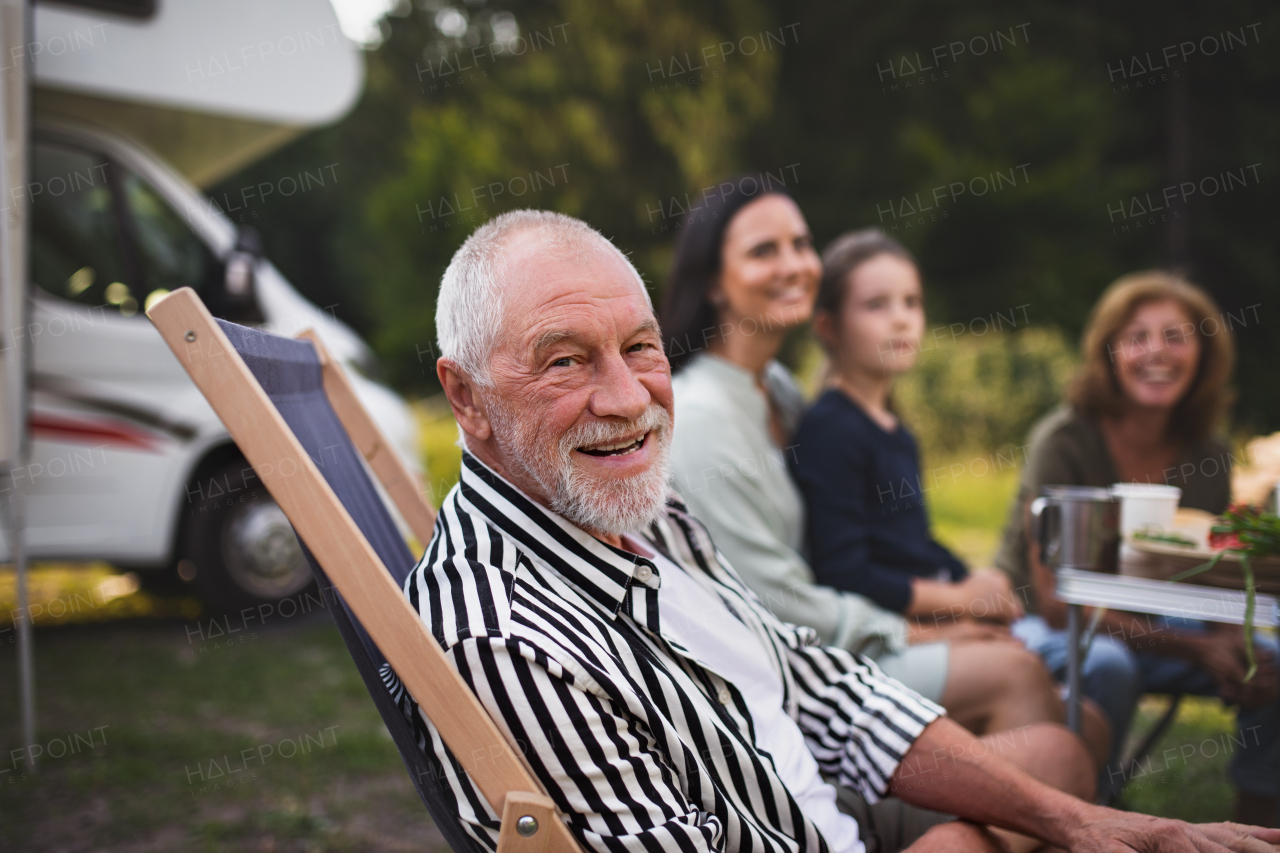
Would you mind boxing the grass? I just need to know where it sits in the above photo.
[0,407,1252,848]
[0,618,445,852]
[1114,696,1239,821]
[924,449,1023,567]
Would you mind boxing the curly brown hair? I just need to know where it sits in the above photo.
[1067,270,1235,443]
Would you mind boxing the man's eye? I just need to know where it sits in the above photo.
[628,342,651,353]
[551,357,574,368]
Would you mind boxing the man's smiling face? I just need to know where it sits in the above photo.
[472,230,674,536]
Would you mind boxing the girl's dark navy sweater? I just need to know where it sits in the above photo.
[791,388,967,614]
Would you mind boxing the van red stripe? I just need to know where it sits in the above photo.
[29,411,160,452]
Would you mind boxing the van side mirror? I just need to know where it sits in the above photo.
[213,226,265,323]
[224,226,262,302]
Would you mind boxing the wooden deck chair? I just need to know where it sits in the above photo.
[148,287,582,853]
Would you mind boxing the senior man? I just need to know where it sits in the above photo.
[384,209,1280,853]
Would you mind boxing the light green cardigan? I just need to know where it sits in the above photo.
[670,354,908,658]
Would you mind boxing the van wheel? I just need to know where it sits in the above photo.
[180,460,316,613]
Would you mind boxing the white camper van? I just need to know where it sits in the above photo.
[2,0,419,612]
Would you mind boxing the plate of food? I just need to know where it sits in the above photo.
[1125,506,1280,594]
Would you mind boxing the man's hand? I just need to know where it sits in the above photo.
[891,718,1280,853]
[1062,808,1280,852]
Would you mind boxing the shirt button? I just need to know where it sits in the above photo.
[634,565,653,584]
[717,688,732,705]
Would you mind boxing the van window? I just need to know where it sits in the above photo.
[31,140,220,317]
[119,170,220,304]
[29,143,134,313]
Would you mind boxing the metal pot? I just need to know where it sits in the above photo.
[1030,485,1121,573]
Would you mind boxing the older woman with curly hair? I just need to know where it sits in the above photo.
[994,271,1279,822]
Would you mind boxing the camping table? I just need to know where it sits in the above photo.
[1056,568,1280,818]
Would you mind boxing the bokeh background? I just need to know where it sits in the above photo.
[4,0,1278,849]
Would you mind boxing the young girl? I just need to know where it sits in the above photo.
[792,230,1022,628]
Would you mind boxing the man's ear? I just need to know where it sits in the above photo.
[437,358,492,442]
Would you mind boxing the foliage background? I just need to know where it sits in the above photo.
[212,0,1278,439]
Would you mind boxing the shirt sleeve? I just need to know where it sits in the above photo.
[386,637,727,853]
[672,422,908,658]
[779,630,944,804]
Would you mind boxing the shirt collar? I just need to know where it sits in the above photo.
[455,451,660,620]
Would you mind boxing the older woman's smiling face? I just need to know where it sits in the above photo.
[1110,299,1201,411]
[476,231,675,535]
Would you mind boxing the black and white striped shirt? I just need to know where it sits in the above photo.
[383,452,943,853]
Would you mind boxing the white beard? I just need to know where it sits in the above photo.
[487,398,672,536]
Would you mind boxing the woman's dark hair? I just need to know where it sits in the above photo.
[658,174,793,373]
[816,229,915,320]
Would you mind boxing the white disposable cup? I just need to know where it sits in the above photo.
[1110,483,1182,539]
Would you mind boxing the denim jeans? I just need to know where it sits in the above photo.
[1013,614,1278,798]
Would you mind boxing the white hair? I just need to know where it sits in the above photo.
[435,209,651,385]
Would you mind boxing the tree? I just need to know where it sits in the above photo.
[213,0,1280,431]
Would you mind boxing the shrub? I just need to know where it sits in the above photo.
[894,326,1078,458]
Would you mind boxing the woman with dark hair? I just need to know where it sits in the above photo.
[993,271,1279,822]
[660,182,1104,773]
[662,180,910,660]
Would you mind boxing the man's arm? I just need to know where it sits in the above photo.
[892,717,1280,852]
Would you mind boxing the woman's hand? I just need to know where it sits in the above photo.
[907,619,1015,646]
[955,570,1024,625]
[908,571,1024,626]
[1186,625,1278,709]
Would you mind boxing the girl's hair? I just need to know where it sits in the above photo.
[813,229,915,354]
[1067,270,1234,442]
[658,175,794,373]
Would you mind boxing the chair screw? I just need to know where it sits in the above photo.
[185,331,197,342]
[516,815,539,837]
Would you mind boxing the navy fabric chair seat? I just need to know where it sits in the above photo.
[217,318,480,853]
